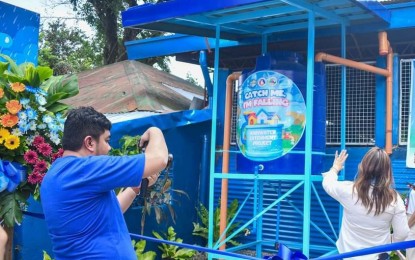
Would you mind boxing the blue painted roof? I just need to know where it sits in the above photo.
[122,0,390,40]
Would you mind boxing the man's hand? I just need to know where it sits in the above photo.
[147,173,160,187]
[139,127,168,179]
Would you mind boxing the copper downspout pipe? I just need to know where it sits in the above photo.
[386,46,393,154]
[315,31,393,154]
[314,53,389,77]
[219,72,241,251]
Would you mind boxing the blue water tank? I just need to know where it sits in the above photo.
[236,51,326,174]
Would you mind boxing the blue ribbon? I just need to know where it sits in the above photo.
[264,244,308,260]
[0,160,26,192]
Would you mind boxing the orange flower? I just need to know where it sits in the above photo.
[0,88,4,99]
[1,114,19,128]
[10,82,25,93]
[6,100,22,114]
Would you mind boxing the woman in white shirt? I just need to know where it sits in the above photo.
[406,188,415,259]
[322,147,409,260]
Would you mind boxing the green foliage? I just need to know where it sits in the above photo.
[43,251,53,260]
[132,239,157,260]
[389,250,404,260]
[185,72,201,87]
[152,226,196,259]
[38,19,103,74]
[67,0,170,69]
[192,199,248,247]
[0,54,79,114]
[0,192,24,227]
[109,135,143,156]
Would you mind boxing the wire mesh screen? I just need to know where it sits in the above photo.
[231,81,239,145]
[399,59,413,145]
[326,63,376,145]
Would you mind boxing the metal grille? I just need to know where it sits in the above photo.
[399,59,413,145]
[326,63,376,145]
[231,80,239,145]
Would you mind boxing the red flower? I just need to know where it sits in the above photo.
[24,150,38,165]
[32,136,45,148]
[34,160,48,173]
[51,150,64,163]
[37,143,52,157]
[28,171,43,184]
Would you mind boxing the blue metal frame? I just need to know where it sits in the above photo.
[122,0,271,28]
[120,0,401,258]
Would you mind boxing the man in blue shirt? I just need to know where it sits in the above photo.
[41,106,168,259]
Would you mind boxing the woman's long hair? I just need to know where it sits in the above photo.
[353,147,396,215]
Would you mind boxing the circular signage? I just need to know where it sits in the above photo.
[237,70,306,161]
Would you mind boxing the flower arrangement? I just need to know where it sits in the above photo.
[0,54,79,227]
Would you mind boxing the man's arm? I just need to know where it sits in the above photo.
[118,187,140,213]
[117,174,159,213]
[139,127,168,179]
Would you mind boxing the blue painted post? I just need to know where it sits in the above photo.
[257,178,264,258]
[303,10,315,257]
[392,54,399,145]
[208,24,221,260]
[200,134,210,207]
[341,23,346,152]
[375,56,387,148]
[338,23,347,234]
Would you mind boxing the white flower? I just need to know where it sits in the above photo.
[42,115,53,124]
[35,94,47,106]
[29,121,37,131]
[11,128,22,137]
[37,123,47,130]
[49,133,61,145]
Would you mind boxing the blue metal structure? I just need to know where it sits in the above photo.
[122,0,415,258]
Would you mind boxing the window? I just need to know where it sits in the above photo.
[399,59,413,145]
[326,63,376,145]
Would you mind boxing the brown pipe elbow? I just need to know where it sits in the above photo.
[315,52,326,62]
[378,31,389,56]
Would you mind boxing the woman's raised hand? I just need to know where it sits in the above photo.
[332,150,348,172]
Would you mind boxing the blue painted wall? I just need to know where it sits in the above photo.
[0,2,40,65]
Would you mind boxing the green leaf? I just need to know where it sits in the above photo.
[24,63,40,87]
[45,102,70,113]
[141,251,156,260]
[0,192,23,227]
[45,92,72,107]
[0,54,22,76]
[3,70,24,83]
[152,230,163,240]
[192,199,246,247]
[134,240,146,253]
[43,250,52,260]
[42,74,79,99]
[36,66,53,82]
[0,62,9,75]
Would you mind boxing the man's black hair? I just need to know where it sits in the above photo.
[62,106,111,151]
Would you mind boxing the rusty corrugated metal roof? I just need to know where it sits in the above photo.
[63,60,205,113]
